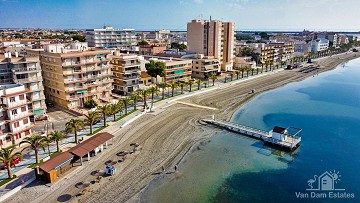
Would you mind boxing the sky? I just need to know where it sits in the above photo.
[0,0,360,31]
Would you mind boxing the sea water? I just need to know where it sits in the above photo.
[142,58,360,203]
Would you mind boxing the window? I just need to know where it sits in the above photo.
[14,121,20,128]
[21,106,26,112]
[10,97,15,102]
[19,94,25,100]
[23,118,28,124]
[11,109,18,115]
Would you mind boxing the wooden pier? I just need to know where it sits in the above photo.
[202,118,302,151]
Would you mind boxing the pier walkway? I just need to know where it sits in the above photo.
[202,118,301,151]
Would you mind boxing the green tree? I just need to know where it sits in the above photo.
[158,82,167,99]
[19,135,48,164]
[170,82,178,97]
[187,80,195,92]
[196,79,202,90]
[210,74,217,86]
[131,92,141,110]
[48,131,67,152]
[148,86,159,111]
[145,60,166,85]
[171,42,187,51]
[71,34,86,42]
[121,97,131,115]
[97,105,110,127]
[65,119,85,144]
[84,99,98,109]
[178,82,188,94]
[84,111,100,134]
[229,72,235,81]
[0,147,22,179]
[138,40,149,46]
[138,89,150,109]
[108,104,119,121]
[235,70,241,79]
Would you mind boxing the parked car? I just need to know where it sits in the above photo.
[0,156,22,169]
[46,101,55,107]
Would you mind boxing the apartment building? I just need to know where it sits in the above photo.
[269,41,294,63]
[86,26,136,49]
[27,42,113,109]
[110,52,141,96]
[187,19,235,71]
[0,84,33,147]
[310,39,329,52]
[234,56,256,69]
[294,40,311,57]
[0,52,47,117]
[139,45,167,56]
[144,56,192,83]
[191,55,220,79]
[249,43,276,66]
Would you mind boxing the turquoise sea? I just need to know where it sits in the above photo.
[142,58,360,203]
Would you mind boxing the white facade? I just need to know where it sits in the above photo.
[86,26,136,49]
[310,38,329,52]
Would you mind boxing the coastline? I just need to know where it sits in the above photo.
[6,52,359,203]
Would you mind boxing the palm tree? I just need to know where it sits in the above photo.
[210,74,217,86]
[121,97,131,115]
[97,104,110,127]
[196,79,201,90]
[229,72,235,81]
[157,82,167,99]
[235,70,241,79]
[178,82,187,94]
[188,80,195,92]
[131,92,141,110]
[108,104,119,121]
[170,82,178,97]
[203,81,208,88]
[65,119,84,144]
[48,131,67,152]
[240,67,246,78]
[19,134,48,164]
[0,147,22,179]
[148,86,159,111]
[138,89,149,109]
[246,68,251,77]
[84,111,100,135]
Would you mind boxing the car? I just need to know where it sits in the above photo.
[46,101,55,107]
[0,156,22,170]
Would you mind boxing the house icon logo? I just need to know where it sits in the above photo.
[306,171,345,191]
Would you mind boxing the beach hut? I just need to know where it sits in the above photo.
[270,126,288,141]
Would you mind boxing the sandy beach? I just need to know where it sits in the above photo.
[5,52,359,203]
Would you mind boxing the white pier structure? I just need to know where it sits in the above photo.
[202,118,302,151]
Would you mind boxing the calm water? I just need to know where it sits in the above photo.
[142,59,360,203]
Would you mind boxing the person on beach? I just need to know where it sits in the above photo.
[174,165,178,171]
[162,166,165,173]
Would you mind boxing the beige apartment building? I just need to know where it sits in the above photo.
[143,56,192,83]
[269,41,294,64]
[249,43,276,66]
[191,55,220,79]
[0,53,47,118]
[28,42,113,110]
[0,84,33,147]
[187,19,235,71]
[110,52,141,96]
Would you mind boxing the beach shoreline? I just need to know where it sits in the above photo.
[5,52,359,203]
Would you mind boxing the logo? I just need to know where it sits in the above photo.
[306,170,344,191]
[295,170,355,199]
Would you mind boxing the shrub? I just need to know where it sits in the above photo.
[84,99,98,109]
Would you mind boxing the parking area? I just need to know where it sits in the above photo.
[33,106,81,133]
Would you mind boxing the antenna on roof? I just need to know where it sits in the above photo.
[210,16,212,21]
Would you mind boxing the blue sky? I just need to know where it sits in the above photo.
[0,0,359,31]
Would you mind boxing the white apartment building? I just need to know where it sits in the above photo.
[0,84,33,147]
[86,26,137,49]
[310,38,329,52]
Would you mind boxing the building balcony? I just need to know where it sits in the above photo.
[11,123,34,134]
[7,112,34,122]
[15,76,43,83]
[4,100,31,110]
[13,66,41,74]
[30,95,46,102]
[65,85,87,92]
